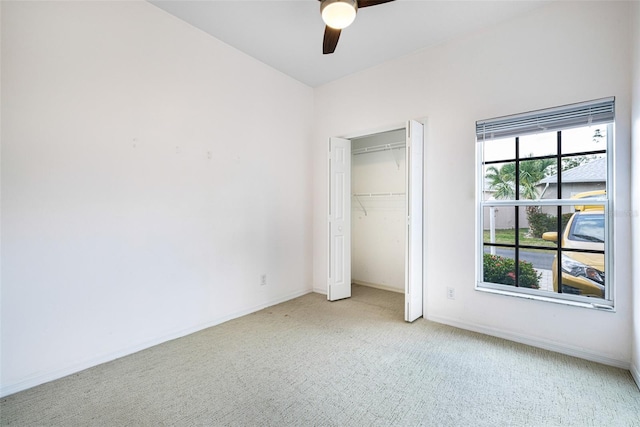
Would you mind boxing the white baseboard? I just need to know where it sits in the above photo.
[427,314,630,370]
[631,363,640,391]
[0,288,312,398]
[313,286,327,295]
[352,280,404,294]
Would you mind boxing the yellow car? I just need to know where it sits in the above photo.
[542,192,605,298]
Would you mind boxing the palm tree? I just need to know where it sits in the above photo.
[485,163,515,199]
[485,157,553,201]
[518,158,554,200]
[485,157,554,235]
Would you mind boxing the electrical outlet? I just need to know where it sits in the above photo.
[447,287,455,300]
[260,274,267,286]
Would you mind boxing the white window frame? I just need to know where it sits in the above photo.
[476,98,615,310]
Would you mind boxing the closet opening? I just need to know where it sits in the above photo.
[351,129,407,297]
[328,120,424,322]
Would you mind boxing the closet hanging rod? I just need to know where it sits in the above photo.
[352,141,405,156]
[352,192,406,197]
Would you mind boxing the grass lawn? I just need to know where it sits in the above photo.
[483,228,556,248]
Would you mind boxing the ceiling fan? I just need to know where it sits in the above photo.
[319,0,395,54]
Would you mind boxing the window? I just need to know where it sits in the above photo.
[476,98,614,307]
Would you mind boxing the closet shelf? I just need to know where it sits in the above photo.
[353,192,406,197]
[351,141,405,156]
[352,193,406,216]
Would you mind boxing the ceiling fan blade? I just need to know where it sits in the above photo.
[323,25,341,54]
[358,0,395,8]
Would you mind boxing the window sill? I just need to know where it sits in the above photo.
[475,283,615,312]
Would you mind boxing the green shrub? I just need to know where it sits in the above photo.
[483,253,540,289]
[527,211,573,238]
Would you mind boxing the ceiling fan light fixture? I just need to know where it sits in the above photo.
[321,0,357,30]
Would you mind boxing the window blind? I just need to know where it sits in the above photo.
[476,97,614,141]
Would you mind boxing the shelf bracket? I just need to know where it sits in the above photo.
[391,148,401,170]
[353,194,367,216]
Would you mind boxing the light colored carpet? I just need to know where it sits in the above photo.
[2,285,639,426]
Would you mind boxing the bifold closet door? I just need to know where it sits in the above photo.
[328,137,351,301]
[405,120,424,322]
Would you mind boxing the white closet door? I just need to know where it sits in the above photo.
[405,120,424,322]
[328,137,351,301]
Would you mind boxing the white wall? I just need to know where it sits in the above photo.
[0,0,3,391]
[313,1,633,366]
[1,1,313,396]
[630,0,640,388]
[351,129,406,292]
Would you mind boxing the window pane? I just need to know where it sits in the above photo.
[484,205,518,237]
[517,258,542,289]
[483,137,515,163]
[558,249,606,299]
[520,208,558,292]
[567,207,605,243]
[561,125,607,155]
[558,205,606,299]
[483,206,516,246]
[522,248,559,293]
[524,205,561,243]
[519,131,557,159]
[518,158,555,200]
[559,155,607,200]
[483,162,515,198]
[482,249,516,286]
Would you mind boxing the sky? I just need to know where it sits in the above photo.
[483,124,608,163]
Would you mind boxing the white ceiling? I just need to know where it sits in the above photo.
[149,0,550,87]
